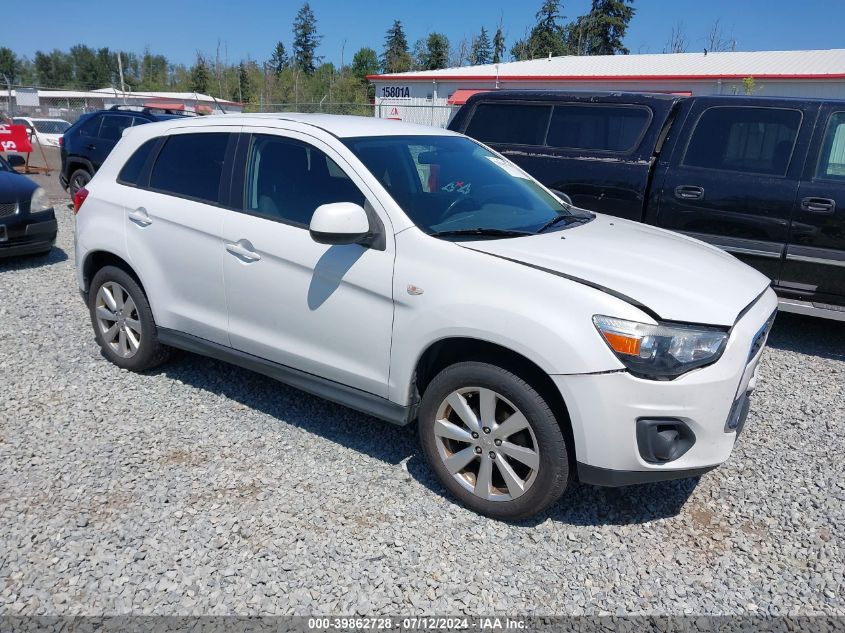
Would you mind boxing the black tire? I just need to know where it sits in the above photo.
[88,265,170,371]
[418,361,569,521]
[68,168,91,196]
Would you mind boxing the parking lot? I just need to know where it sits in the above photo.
[0,181,843,616]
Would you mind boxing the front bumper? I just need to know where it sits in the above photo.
[554,288,778,486]
[0,211,58,257]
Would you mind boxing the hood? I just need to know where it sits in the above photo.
[462,214,770,326]
[0,169,38,203]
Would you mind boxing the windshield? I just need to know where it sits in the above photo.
[32,120,70,134]
[344,135,573,237]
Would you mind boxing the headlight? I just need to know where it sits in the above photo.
[593,315,728,379]
[30,187,52,213]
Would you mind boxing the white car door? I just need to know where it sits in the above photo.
[123,126,239,345]
[221,128,395,397]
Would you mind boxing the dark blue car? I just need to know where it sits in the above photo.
[0,154,57,257]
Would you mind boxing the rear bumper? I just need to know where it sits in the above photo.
[554,288,778,486]
[0,213,57,257]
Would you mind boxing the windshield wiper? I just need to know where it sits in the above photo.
[536,211,595,234]
[428,228,534,238]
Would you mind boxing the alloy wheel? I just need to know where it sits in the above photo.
[433,387,540,501]
[95,281,142,358]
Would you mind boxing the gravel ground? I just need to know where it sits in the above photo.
[0,186,843,616]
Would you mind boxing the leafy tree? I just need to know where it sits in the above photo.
[470,27,493,65]
[351,47,379,81]
[190,54,211,94]
[292,3,322,75]
[139,48,168,91]
[269,42,289,75]
[568,0,635,55]
[0,47,19,83]
[493,26,506,63]
[511,0,569,61]
[34,50,72,87]
[382,20,412,73]
[423,33,450,70]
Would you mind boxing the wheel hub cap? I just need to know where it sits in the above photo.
[94,281,142,359]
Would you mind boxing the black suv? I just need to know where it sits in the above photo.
[60,106,190,194]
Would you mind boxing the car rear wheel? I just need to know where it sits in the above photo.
[69,169,91,196]
[418,361,569,520]
[88,266,170,371]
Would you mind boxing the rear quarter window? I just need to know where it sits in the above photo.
[464,103,552,145]
[117,138,159,186]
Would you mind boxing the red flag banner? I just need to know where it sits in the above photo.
[0,124,34,154]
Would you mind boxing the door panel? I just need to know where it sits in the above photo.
[655,101,816,280]
[123,127,238,345]
[222,129,395,397]
[781,108,845,301]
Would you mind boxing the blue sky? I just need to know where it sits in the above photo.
[4,0,844,67]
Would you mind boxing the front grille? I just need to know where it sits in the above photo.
[0,202,18,217]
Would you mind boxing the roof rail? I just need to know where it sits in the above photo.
[108,104,196,116]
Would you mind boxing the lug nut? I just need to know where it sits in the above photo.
[471,432,479,439]
[494,439,502,446]
[489,451,496,459]
[482,427,491,434]
[475,447,482,454]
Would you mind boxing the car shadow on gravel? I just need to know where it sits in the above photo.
[154,350,700,526]
[0,246,68,271]
[766,312,845,362]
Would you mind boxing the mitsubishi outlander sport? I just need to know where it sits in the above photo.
[72,114,777,520]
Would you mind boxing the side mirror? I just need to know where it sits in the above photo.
[6,154,26,168]
[309,202,373,246]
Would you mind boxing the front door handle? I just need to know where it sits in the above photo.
[85,144,96,150]
[801,197,836,214]
[225,240,261,262]
[674,185,705,201]
[128,207,152,227]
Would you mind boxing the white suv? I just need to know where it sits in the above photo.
[73,114,777,520]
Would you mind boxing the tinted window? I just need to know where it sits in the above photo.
[132,117,151,128]
[816,112,845,181]
[683,106,801,176]
[118,139,158,186]
[465,103,552,145]
[244,135,365,226]
[150,133,229,204]
[98,115,134,142]
[78,115,100,137]
[546,105,650,152]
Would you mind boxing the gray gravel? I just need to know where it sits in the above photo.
[1,187,843,616]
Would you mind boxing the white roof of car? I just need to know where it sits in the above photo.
[165,112,460,138]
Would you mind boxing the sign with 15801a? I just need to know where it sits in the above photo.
[380,86,411,99]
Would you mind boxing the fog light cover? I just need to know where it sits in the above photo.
[636,418,696,464]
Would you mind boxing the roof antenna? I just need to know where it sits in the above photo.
[548,51,552,60]
[207,92,227,115]
[704,48,708,56]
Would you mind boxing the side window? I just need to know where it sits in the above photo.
[244,135,365,226]
[117,138,158,186]
[98,115,134,142]
[464,103,552,145]
[546,105,651,152]
[149,133,229,204]
[132,117,151,128]
[816,112,845,181]
[683,106,802,176]
[78,116,101,138]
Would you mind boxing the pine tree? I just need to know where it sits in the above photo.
[571,0,635,55]
[292,3,322,75]
[382,20,412,73]
[189,54,210,94]
[424,33,450,70]
[493,26,506,63]
[511,0,570,60]
[269,42,288,75]
[470,27,493,65]
[237,62,253,103]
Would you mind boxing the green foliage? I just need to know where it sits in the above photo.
[511,0,570,60]
[237,62,254,103]
[189,54,211,94]
[742,76,757,95]
[568,0,635,55]
[382,20,412,73]
[351,47,379,81]
[0,47,20,83]
[493,27,506,64]
[270,42,289,76]
[470,27,493,65]
[292,3,322,75]
[423,33,450,70]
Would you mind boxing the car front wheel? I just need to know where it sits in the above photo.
[419,361,569,520]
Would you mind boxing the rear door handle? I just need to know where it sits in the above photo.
[128,207,152,227]
[225,239,261,262]
[85,144,96,150]
[674,185,705,201]
[800,197,836,214]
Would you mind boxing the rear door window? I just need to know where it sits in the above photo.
[464,103,552,145]
[815,111,845,181]
[683,106,802,176]
[98,115,135,142]
[149,132,230,204]
[546,105,651,152]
